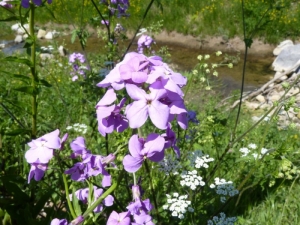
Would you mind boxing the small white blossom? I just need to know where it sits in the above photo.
[216,51,222,56]
[204,54,210,59]
[180,170,205,190]
[164,193,193,219]
[248,143,257,149]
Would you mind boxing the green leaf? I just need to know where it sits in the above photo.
[71,31,77,44]
[3,181,30,203]
[13,86,35,95]
[13,74,31,82]
[2,56,33,67]
[4,129,30,136]
[72,187,82,216]
[32,190,53,218]
[39,79,52,87]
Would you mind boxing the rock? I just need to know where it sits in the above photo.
[45,30,59,40]
[269,91,281,102]
[16,24,29,35]
[245,101,259,110]
[11,23,20,31]
[23,34,28,40]
[14,35,23,43]
[40,53,54,60]
[273,40,293,56]
[272,44,300,75]
[0,43,5,49]
[45,32,53,40]
[37,29,47,39]
[256,94,265,103]
[58,45,68,56]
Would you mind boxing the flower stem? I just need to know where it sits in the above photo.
[144,160,160,223]
[29,3,37,139]
[62,173,77,219]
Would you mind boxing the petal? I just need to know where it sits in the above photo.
[148,101,169,130]
[123,155,143,173]
[96,88,117,106]
[131,71,148,84]
[126,101,148,129]
[144,133,165,153]
[128,134,143,158]
[125,84,147,101]
[148,150,164,162]
[104,195,114,206]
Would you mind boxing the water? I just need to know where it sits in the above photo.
[1,34,275,94]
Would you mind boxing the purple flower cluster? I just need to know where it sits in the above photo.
[64,137,115,187]
[25,129,68,183]
[51,216,84,225]
[69,53,89,81]
[97,52,188,132]
[100,0,129,18]
[137,35,155,54]
[0,0,13,8]
[21,0,52,8]
[107,184,154,225]
[70,186,114,213]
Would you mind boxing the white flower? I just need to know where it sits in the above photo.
[216,51,222,56]
[163,193,194,219]
[248,143,257,149]
[204,54,210,59]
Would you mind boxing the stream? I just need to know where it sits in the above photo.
[0,34,275,95]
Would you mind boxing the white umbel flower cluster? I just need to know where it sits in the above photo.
[207,212,237,225]
[210,178,239,203]
[239,143,269,159]
[180,170,205,190]
[163,193,194,219]
[157,154,182,175]
[187,150,214,169]
[66,123,88,134]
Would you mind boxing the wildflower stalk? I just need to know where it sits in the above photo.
[62,173,77,219]
[144,160,160,223]
[29,3,37,139]
[82,169,125,218]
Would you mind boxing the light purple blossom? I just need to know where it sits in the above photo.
[0,0,13,8]
[132,214,155,225]
[70,136,91,159]
[71,186,114,213]
[125,83,169,129]
[107,211,131,225]
[21,0,52,8]
[50,218,68,225]
[69,53,88,81]
[27,163,47,183]
[101,20,109,26]
[137,35,154,54]
[123,133,165,172]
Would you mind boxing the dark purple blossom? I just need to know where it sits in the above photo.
[123,133,165,172]
[0,0,13,8]
[21,0,52,8]
[162,123,180,158]
[96,88,128,136]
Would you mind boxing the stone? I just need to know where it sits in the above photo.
[0,43,5,49]
[269,91,281,102]
[245,101,259,110]
[37,29,47,39]
[58,45,67,56]
[255,94,265,103]
[273,40,293,56]
[272,44,300,75]
[11,23,20,31]
[40,53,54,60]
[14,35,23,43]
[45,31,53,40]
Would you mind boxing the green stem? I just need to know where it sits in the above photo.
[62,174,77,219]
[144,160,160,223]
[29,3,37,139]
[82,170,124,218]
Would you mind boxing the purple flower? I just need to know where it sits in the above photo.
[50,218,68,225]
[25,129,61,164]
[187,110,199,124]
[96,88,128,136]
[21,0,52,8]
[123,133,165,172]
[69,215,84,225]
[0,0,13,8]
[70,136,91,159]
[101,20,109,26]
[107,211,131,225]
[162,123,180,158]
[137,35,154,54]
[27,163,47,183]
[71,186,114,213]
[132,214,155,225]
[127,198,153,216]
[69,53,88,81]
[125,84,170,129]
[119,56,148,84]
